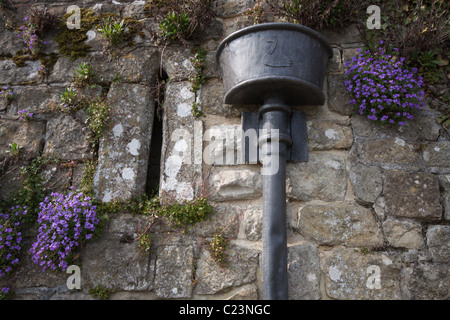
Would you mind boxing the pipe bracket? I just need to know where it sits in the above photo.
[242,110,308,163]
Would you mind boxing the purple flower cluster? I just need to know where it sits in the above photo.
[0,86,14,101]
[0,206,27,279]
[0,286,11,300]
[30,191,99,272]
[17,109,33,121]
[16,16,41,53]
[345,41,425,126]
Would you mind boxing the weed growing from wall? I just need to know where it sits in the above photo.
[189,47,207,117]
[144,0,215,45]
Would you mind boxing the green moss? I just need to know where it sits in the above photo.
[55,8,100,61]
[88,285,111,300]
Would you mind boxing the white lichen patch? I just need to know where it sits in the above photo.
[122,167,135,180]
[325,160,342,170]
[112,123,124,138]
[177,103,191,117]
[329,266,342,282]
[127,138,141,156]
[394,137,405,147]
[325,129,339,140]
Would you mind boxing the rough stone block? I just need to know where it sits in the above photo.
[0,119,46,162]
[286,152,347,202]
[426,225,450,263]
[403,263,450,300]
[195,245,259,295]
[383,171,442,222]
[360,138,420,167]
[207,167,262,201]
[320,24,362,45]
[213,0,255,17]
[287,242,320,300]
[0,59,42,85]
[80,213,156,292]
[8,85,62,119]
[322,247,402,300]
[307,120,353,150]
[328,47,342,73]
[351,115,441,142]
[93,83,154,202]
[160,81,203,201]
[154,245,194,299]
[298,203,383,247]
[349,163,382,204]
[422,141,450,167]
[382,218,425,250]
[199,79,240,117]
[327,73,353,116]
[44,114,91,161]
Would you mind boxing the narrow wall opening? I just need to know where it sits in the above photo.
[146,70,168,197]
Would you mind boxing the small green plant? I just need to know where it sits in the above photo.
[157,196,214,229]
[6,143,21,157]
[79,160,97,197]
[144,0,215,45]
[97,17,126,46]
[11,156,47,219]
[189,47,207,117]
[85,99,111,148]
[160,11,190,41]
[88,285,112,300]
[208,227,229,268]
[74,63,96,87]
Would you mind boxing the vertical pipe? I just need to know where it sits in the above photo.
[259,97,291,300]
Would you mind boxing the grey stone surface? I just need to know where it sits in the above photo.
[0,59,43,85]
[160,81,203,201]
[154,245,194,299]
[81,213,155,292]
[195,244,259,295]
[383,171,442,222]
[44,113,91,161]
[213,0,255,17]
[286,152,347,202]
[403,263,450,300]
[7,85,62,119]
[287,242,320,300]
[422,141,450,167]
[426,225,450,263]
[208,167,262,201]
[93,83,154,202]
[382,218,425,250]
[328,73,353,116]
[322,247,402,300]
[349,163,383,204]
[307,120,353,150]
[0,119,46,162]
[298,203,383,247]
[359,138,420,168]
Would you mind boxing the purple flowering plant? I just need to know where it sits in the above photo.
[17,109,33,121]
[0,86,14,103]
[0,206,27,279]
[0,286,13,300]
[30,190,99,272]
[16,16,43,53]
[345,40,425,126]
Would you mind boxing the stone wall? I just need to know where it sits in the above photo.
[0,0,449,300]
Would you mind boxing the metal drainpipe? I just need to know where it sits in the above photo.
[215,23,332,300]
[259,97,292,300]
